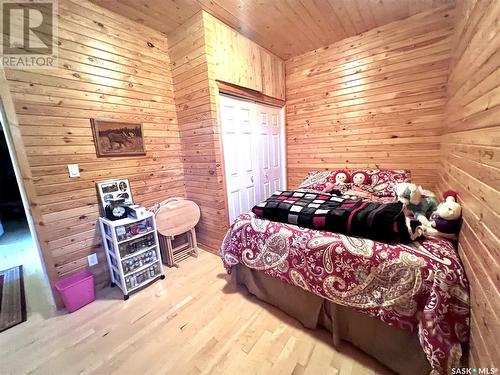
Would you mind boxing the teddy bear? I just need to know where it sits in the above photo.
[395,182,438,224]
[422,191,462,240]
[322,170,351,193]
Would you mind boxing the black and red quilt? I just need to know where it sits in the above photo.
[252,190,421,243]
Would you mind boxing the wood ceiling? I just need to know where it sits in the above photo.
[90,0,455,59]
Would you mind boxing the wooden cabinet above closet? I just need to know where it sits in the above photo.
[260,49,286,101]
[211,16,263,92]
[204,12,285,100]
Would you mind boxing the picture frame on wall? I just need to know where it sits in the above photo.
[91,119,146,157]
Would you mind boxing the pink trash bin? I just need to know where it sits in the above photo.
[55,270,95,312]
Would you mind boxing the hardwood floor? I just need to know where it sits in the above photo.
[0,250,393,375]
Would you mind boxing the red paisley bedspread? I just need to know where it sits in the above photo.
[220,212,469,375]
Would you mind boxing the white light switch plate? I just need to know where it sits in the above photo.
[67,164,80,177]
[87,253,98,267]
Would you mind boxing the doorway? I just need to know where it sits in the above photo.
[0,115,53,324]
[219,94,286,223]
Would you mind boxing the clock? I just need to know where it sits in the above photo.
[105,198,130,221]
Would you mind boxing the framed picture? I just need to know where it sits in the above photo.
[91,119,146,157]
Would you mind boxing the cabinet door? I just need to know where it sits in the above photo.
[260,48,286,100]
[212,17,262,92]
[220,95,260,223]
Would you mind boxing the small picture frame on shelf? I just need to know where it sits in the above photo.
[96,178,133,211]
[91,118,145,157]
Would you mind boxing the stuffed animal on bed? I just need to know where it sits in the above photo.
[322,170,351,193]
[423,191,462,240]
[396,183,438,224]
[351,171,372,186]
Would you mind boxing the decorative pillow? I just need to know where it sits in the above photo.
[365,169,411,197]
[298,171,333,192]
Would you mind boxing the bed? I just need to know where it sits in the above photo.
[220,169,469,375]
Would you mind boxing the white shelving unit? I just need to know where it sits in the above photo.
[98,212,165,300]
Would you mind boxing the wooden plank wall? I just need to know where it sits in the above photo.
[1,0,185,297]
[285,6,454,188]
[169,12,229,251]
[437,0,500,367]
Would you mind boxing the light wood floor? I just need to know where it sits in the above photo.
[0,250,394,375]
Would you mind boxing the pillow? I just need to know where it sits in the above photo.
[365,169,411,197]
[342,185,394,203]
[298,171,334,192]
[299,169,411,196]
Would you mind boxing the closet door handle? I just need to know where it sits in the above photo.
[251,176,254,183]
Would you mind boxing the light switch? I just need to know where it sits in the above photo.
[87,253,98,267]
[67,164,80,177]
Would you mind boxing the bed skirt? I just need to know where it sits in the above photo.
[232,264,431,375]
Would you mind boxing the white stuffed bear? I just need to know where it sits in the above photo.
[423,191,462,240]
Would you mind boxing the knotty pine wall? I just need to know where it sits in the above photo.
[437,0,500,367]
[1,0,185,297]
[285,6,454,189]
[169,12,229,251]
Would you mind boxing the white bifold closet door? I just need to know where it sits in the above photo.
[219,94,285,223]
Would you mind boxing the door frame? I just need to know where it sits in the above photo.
[217,91,287,225]
[0,68,56,309]
[0,100,55,309]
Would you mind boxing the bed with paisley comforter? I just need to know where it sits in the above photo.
[219,170,470,375]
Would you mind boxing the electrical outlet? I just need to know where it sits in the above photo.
[67,164,80,178]
[87,253,98,267]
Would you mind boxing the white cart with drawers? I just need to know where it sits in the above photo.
[98,212,165,300]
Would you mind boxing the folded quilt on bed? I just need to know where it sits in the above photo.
[220,212,469,375]
[252,190,421,243]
